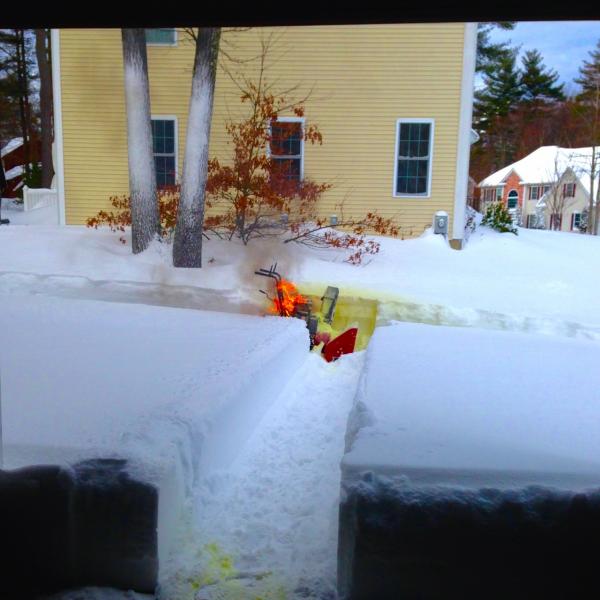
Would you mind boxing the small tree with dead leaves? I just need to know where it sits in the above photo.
[204,35,399,264]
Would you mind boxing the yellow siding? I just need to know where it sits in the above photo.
[59,25,466,235]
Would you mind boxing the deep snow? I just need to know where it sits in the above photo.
[344,321,600,487]
[1,220,600,598]
[1,221,599,332]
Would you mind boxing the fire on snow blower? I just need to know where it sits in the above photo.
[254,263,358,362]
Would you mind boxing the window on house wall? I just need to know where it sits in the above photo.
[529,186,540,200]
[543,185,550,195]
[572,213,582,230]
[270,118,304,184]
[507,190,518,209]
[496,186,503,201]
[151,118,177,187]
[563,182,576,197]
[527,214,538,228]
[145,29,177,45]
[394,119,434,196]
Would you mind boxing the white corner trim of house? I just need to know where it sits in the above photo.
[451,22,478,247]
[51,29,66,226]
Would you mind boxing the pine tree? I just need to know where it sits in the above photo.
[520,49,565,103]
[575,39,600,100]
[474,49,523,130]
[476,22,516,76]
[573,40,600,234]
[0,29,38,172]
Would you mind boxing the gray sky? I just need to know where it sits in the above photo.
[487,21,600,95]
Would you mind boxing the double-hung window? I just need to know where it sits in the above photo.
[270,118,304,183]
[563,182,576,198]
[483,188,494,202]
[572,213,582,230]
[145,29,177,46]
[151,117,177,187]
[529,186,540,201]
[394,119,434,197]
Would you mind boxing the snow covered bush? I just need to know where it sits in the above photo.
[463,205,482,241]
[481,202,518,235]
[86,186,180,244]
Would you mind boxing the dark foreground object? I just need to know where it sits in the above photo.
[338,476,600,600]
[0,459,158,598]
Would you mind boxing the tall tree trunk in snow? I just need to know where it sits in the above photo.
[121,28,160,254]
[35,29,53,188]
[15,29,31,179]
[173,27,221,268]
[589,147,596,235]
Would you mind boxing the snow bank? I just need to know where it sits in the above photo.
[338,321,600,599]
[0,294,309,582]
[343,321,600,485]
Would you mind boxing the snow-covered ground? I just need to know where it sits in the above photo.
[1,218,599,332]
[345,321,600,486]
[1,197,59,226]
[1,219,600,599]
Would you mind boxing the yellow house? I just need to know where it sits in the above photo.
[50,24,477,248]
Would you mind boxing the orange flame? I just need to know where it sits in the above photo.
[270,278,307,317]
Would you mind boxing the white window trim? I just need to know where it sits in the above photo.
[146,28,178,47]
[151,115,179,185]
[392,118,435,199]
[572,212,582,230]
[267,116,305,181]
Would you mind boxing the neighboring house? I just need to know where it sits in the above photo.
[479,146,598,233]
[0,137,42,198]
[51,25,478,248]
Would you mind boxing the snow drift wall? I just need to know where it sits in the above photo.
[0,294,309,593]
[338,322,600,599]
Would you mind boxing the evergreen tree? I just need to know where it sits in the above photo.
[474,49,523,130]
[520,49,565,103]
[476,22,516,76]
[0,29,38,165]
[574,40,600,234]
[575,39,600,100]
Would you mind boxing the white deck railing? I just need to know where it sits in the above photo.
[23,186,58,212]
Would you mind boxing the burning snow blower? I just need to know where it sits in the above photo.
[255,263,358,362]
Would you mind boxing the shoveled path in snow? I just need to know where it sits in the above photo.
[160,351,366,600]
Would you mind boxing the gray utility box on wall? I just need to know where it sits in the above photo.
[433,211,449,235]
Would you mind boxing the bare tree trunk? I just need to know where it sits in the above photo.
[121,28,160,254]
[589,148,596,235]
[15,29,31,179]
[173,27,221,268]
[35,28,53,188]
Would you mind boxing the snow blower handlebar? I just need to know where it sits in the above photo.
[254,263,286,317]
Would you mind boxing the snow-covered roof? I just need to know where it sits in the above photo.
[479,146,600,195]
[1,137,23,158]
[5,165,23,180]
